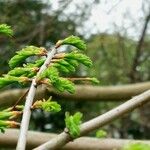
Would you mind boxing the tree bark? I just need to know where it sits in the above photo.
[0,129,149,150]
[0,82,150,107]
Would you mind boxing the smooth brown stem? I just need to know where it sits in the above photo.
[12,89,29,110]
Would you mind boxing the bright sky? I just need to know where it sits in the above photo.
[50,0,150,38]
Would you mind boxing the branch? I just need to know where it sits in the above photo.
[49,82,150,101]
[16,47,57,150]
[130,11,150,82]
[0,82,150,107]
[34,89,150,149]
[0,129,149,150]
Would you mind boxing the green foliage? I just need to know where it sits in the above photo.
[7,67,38,77]
[96,129,107,138]
[32,98,61,113]
[9,46,47,68]
[51,51,92,74]
[40,66,76,93]
[53,63,70,74]
[0,107,21,133]
[0,24,13,37]
[40,66,59,83]
[65,59,79,68]
[86,34,137,84]
[0,120,20,133]
[89,77,100,84]
[57,35,86,51]
[65,112,83,138]
[65,51,92,67]
[0,127,5,133]
[3,105,24,112]
[54,77,75,94]
[25,58,45,68]
[0,111,21,120]
[56,59,76,73]
[0,75,29,88]
[0,111,15,120]
[123,143,150,150]
[0,76,16,88]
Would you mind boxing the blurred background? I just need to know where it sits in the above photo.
[0,0,150,140]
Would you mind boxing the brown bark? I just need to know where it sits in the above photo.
[0,129,149,150]
[0,82,150,108]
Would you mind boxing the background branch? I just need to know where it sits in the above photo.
[34,89,150,149]
[0,82,150,108]
[130,11,150,82]
[0,129,149,150]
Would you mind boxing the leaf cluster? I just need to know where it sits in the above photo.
[0,24,13,37]
[9,46,46,68]
[0,75,29,88]
[0,46,46,88]
[32,98,61,113]
[96,129,107,138]
[52,51,92,74]
[40,67,75,93]
[65,112,83,138]
[0,107,22,133]
[56,35,86,51]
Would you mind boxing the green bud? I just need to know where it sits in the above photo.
[0,111,13,120]
[56,36,86,51]
[66,51,92,67]
[9,46,47,68]
[0,120,20,133]
[0,75,30,88]
[8,67,38,77]
[53,63,70,74]
[0,76,18,88]
[15,105,24,111]
[55,78,75,93]
[0,111,22,120]
[57,60,76,73]
[4,105,24,112]
[32,98,61,113]
[25,58,45,68]
[64,59,79,68]
[89,77,99,84]
[0,24,13,37]
[96,130,107,138]
[40,67,59,83]
[65,112,83,138]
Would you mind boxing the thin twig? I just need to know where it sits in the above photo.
[34,89,150,150]
[16,46,58,150]
[12,89,29,110]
